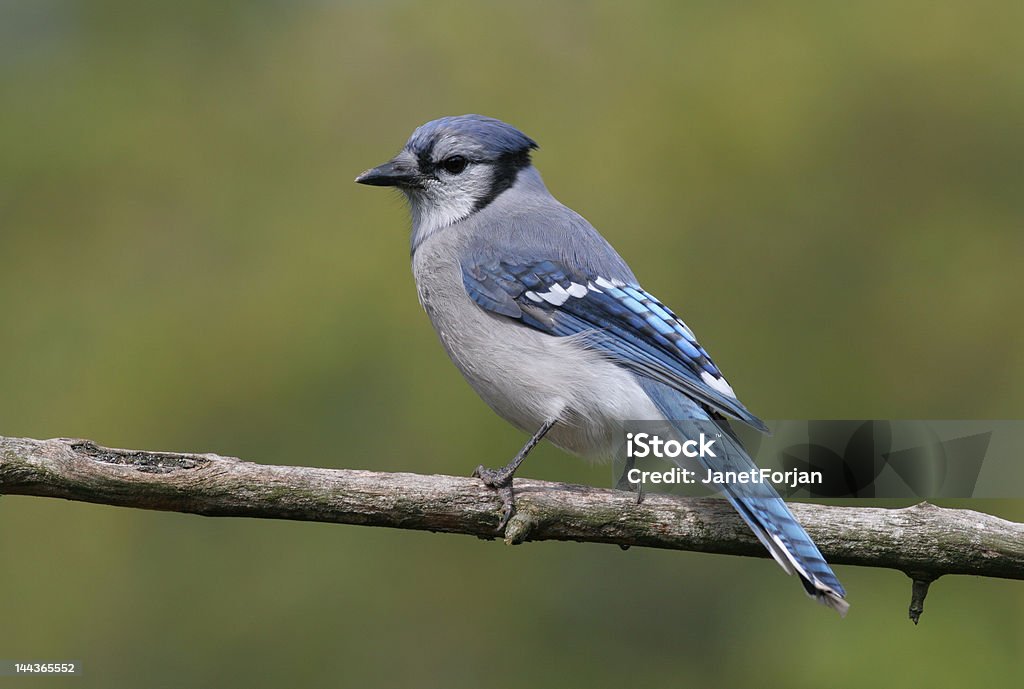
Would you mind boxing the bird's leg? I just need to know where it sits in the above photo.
[615,455,645,505]
[473,418,557,532]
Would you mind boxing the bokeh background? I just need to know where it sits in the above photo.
[2,2,1022,687]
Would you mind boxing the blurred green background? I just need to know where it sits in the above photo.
[2,1,1022,687]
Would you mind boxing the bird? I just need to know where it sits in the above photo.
[356,114,848,615]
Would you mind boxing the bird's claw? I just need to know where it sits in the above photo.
[473,464,516,532]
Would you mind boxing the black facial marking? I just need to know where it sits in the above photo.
[473,149,532,212]
[415,139,436,174]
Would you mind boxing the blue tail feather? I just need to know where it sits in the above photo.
[635,378,849,616]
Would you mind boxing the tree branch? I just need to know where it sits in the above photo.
[2,436,1022,620]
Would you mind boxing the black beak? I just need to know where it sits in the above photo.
[355,156,419,188]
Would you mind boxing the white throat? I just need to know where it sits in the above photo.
[407,189,479,246]
[408,165,550,253]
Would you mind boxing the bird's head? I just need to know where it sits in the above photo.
[356,115,539,240]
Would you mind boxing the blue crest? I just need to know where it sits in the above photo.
[406,115,538,159]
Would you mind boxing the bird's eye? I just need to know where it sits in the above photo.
[439,155,468,175]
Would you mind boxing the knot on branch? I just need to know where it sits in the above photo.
[69,440,210,474]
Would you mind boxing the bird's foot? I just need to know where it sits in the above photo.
[473,464,517,532]
[472,419,557,533]
[614,470,644,551]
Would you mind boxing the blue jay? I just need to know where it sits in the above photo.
[356,115,848,615]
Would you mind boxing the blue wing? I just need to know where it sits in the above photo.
[462,258,768,432]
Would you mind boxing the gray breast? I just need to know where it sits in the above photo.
[411,225,663,459]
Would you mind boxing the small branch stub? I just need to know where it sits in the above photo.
[503,511,536,545]
[907,573,938,625]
